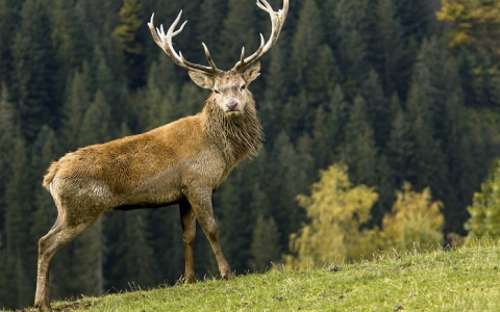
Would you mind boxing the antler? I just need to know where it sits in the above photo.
[232,0,289,71]
[148,11,223,75]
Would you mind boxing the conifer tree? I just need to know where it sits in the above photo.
[406,39,449,203]
[342,95,378,186]
[219,0,257,68]
[0,254,8,308]
[374,0,407,95]
[93,49,117,100]
[261,42,287,143]
[79,90,111,146]
[268,132,313,242]
[440,57,476,229]
[61,67,92,150]
[0,0,24,84]
[466,160,500,239]
[217,170,254,272]
[0,85,16,236]
[92,48,129,131]
[115,211,157,288]
[138,59,178,130]
[68,220,104,296]
[312,85,349,169]
[250,215,280,272]
[4,134,34,307]
[290,0,324,85]
[334,0,371,85]
[395,0,434,42]
[197,0,225,52]
[149,206,184,283]
[13,0,60,141]
[113,0,146,89]
[0,85,19,308]
[178,83,205,118]
[361,71,390,147]
[0,0,11,84]
[387,97,417,187]
[51,0,90,72]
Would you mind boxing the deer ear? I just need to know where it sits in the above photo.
[188,71,215,89]
[243,62,261,84]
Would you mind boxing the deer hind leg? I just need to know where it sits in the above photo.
[34,194,98,312]
[185,188,232,280]
[179,198,196,283]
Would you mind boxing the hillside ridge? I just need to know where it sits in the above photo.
[15,241,500,312]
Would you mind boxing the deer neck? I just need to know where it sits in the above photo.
[202,97,263,165]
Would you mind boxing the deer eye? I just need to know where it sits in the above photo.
[240,84,246,91]
[214,89,221,94]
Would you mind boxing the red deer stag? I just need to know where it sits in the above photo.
[34,0,288,311]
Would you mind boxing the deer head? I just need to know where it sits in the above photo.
[148,0,289,116]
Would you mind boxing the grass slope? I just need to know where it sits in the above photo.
[23,241,500,312]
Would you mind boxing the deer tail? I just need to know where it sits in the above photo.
[42,161,59,190]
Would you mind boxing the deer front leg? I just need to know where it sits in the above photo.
[179,198,196,283]
[184,188,232,279]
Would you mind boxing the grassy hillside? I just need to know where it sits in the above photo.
[20,241,500,312]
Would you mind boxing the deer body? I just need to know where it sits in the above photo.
[34,1,288,311]
[44,101,261,218]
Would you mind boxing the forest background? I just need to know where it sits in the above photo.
[0,0,499,309]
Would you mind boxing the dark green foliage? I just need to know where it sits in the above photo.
[0,0,498,309]
[4,134,34,307]
[290,0,324,85]
[113,0,147,89]
[51,0,91,73]
[13,0,60,141]
[110,210,157,288]
[361,71,390,147]
[0,86,17,234]
[197,0,225,53]
[79,90,111,146]
[333,0,371,87]
[387,96,417,187]
[342,95,379,186]
[218,0,257,68]
[250,215,280,272]
[61,67,92,150]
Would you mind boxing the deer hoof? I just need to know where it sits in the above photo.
[221,271,234,280]
[183,275,196,284]
[35,302,52,312]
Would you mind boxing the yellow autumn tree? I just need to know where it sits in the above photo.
[381,183,444,252]
[437,0,500,54]
[285,164,379,270]
[465,160,500,239]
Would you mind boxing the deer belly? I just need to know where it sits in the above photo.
[118,168,183,209]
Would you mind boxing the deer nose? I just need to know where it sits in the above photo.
[226,100,239,111]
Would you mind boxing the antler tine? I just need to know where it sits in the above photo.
[202,42,221,72]
[239,46,246,65]
[232,0,289,71]
[148,11,222,74]
[257,0,273,12]
[235,34,265,69]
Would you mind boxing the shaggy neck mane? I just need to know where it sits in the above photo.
[202,97,263,165]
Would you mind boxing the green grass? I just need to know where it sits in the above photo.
[24,241,500,312]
